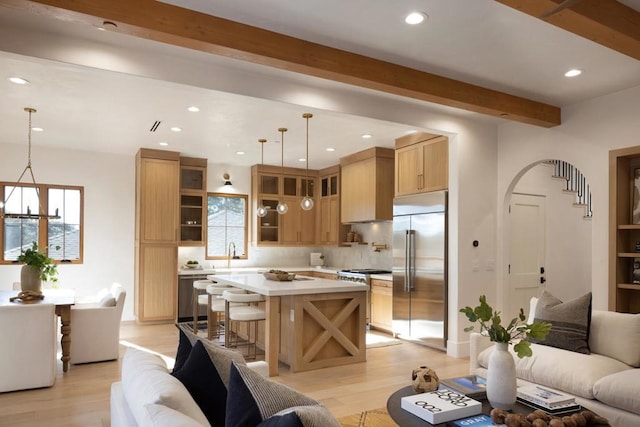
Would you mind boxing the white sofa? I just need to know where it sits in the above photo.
[0,303,57,393]
[70,283,126,364]
[469,302,640,427]
[111,324,339,427]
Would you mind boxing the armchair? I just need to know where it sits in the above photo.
[0,303,57,392]
[70,283,126,364]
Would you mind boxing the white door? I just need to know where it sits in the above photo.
[508,193,546,321]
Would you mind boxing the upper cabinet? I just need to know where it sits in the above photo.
[318,165,350,245]
[395,132,448,197]
[251,164,317,246]
[340,147,394,223]
[609,146,640,314]
[179,156,207,246]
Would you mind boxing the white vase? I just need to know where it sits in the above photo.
[486,342,517,410]
[20,265,43,293]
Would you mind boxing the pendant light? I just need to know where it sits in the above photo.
[300,113,314,211]
[0,108,60,220]
[256,138,269,217]
[276,128,288,215]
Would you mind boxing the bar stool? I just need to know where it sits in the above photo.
[205,285,244,340]
[222,290,266,359]
[192,279,224,334]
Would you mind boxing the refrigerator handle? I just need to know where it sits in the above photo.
[404,230,410,293]
[409,230,416,290]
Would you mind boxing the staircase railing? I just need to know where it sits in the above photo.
[544,160,593,219]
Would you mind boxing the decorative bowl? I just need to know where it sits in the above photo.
[183,264,201,269]
[263,272,296,281]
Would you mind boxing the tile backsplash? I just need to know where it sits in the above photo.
[179,222,392,270]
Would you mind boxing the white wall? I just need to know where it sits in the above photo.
[0,144,136,320]
[497,84,640,311]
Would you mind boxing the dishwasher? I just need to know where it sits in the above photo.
[177,274,209,324]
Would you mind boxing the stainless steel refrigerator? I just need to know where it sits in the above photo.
[392,190,447,350]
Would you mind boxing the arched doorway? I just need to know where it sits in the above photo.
[502,160,593,321]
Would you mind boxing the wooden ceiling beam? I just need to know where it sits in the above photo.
[496,0,640,61]
[0,0,561,127]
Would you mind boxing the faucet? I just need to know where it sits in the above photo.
[227,242,238,269]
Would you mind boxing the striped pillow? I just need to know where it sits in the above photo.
[531,291,592,354]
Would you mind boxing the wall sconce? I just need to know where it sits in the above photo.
[223,173,232,186]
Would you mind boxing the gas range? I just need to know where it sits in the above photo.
[337,269,392,284]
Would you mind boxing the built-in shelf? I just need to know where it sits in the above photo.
[618,284,640,290]
[618,253,640,258]
[618,224,640,230]
[341,241,368,246]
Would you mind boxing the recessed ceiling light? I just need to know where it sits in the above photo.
[159,142,169,146]
[236,151,245,155]
[9,77,29,85]
[565,69,582,77]
[405,12,427,25]
[326,147,335,152]
[31,127,44,132]
[298,158,306,162]
[187,106,200,112]
[170,127,182,132]
[361,134,373,139]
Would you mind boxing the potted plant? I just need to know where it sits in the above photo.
[17,241,59,293]
[460,295,551,410]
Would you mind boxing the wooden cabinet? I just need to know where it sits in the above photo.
[179,157,207,246]
[135,149,180,323]
[609,146,640,314]
[318,165,350,245]
[251,164,317,246]
[370,278,393,332]
[395,132,448,196]
[297,270,338,280]
[340,147,394,223]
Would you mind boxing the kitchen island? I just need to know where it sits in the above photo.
[208,273,368,377]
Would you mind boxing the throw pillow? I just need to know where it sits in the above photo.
[172,340,228,426]
[172,325,194,374]
[98,292,116,307]
[225,361,340,427]
[531,291,592,354]
[120,347,209,426]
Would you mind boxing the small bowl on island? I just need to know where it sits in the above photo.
[263,269,296,281]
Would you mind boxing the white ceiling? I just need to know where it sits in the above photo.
[1,0,639,169]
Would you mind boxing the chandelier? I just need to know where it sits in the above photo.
[0,108,60,220]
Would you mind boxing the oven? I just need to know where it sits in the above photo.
[337,269,392,326]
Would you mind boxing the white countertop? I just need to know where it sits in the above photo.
[180,266,391,281]
[207,273,369,296]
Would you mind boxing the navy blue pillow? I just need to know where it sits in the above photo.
[257,412,303,427]
[226,362,263,427]
[172,340,227,426]
[172,326,193,374]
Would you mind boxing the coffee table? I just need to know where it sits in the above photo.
[386,385,608,427]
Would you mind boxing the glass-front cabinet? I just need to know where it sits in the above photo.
[179,157,207,246]
[251,164,317,246]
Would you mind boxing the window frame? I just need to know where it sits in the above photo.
[1,182,84,265]
[205,192,248,260]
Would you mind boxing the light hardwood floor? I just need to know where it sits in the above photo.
[0,322,469,426]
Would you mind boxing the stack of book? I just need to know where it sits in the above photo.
[516,385,581,414]
[439,375,487,399]
[401,386,482,424]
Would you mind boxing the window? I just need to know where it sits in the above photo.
[206,193,247,259]
[1,183,84,263]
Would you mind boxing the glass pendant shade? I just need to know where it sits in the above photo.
[276,202,288,214]
[256,205,268,217]
[301,196,314,210]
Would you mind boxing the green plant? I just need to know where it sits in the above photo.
[460,295,551,358]
[17,241,59,283]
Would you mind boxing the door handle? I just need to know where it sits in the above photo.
[404,230,410,293]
